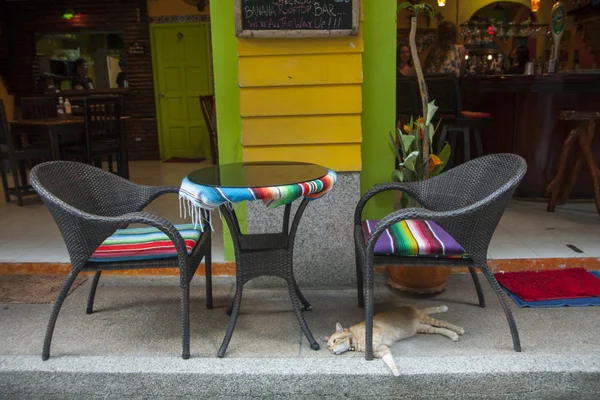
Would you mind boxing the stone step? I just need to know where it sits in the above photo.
[1,354,599,399]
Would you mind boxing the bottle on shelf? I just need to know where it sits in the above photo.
[64,98,73,119]
[56,97,65,119]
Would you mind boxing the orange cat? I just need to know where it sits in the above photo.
[327,305,464,376]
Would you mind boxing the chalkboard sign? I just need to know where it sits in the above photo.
[235,0,360,38]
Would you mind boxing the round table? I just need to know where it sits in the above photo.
[186,161,331,357]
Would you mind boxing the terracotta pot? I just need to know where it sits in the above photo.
[387,266,450,294]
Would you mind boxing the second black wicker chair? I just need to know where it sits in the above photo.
[30,161,212,360]
[355,154,527,360]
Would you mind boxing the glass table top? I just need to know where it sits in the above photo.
[186,162,329,188]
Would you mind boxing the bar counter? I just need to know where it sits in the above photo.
[462,73,600,200]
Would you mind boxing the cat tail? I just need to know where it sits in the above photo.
[420,305,448,315]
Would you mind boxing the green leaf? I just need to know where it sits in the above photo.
[399,131,415,154]
[392,169,405,183]
[397,2,413,13]
[389,131,404,163]
[430,142,451,177]
[426,100,439,126]
[402,151,419,172]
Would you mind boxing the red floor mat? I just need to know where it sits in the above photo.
[494,268,600,302]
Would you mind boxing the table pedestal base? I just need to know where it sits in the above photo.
[217,199,320,358]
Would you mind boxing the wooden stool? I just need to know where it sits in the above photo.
[546,110,600,215]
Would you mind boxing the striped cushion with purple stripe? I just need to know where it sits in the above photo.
[89,224,202,263]
[361,220,467,258]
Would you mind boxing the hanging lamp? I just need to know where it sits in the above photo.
[531,0,541,12]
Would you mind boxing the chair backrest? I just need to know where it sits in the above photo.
[20,96,56,120]
[199,94,216,134]
[396,77,420,118]
[424,73,461,120]
[30,161,151,266]
[84,96,122,144]
[417,153,527,263]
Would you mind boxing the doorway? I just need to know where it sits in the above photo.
[151,23,213,160]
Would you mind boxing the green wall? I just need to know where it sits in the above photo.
[361,0,397,219]
[210,1,245,261]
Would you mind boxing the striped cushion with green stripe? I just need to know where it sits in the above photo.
[89,223,202,262]
[361,220,467,258]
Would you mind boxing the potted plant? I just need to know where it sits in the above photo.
[387,2,452,294]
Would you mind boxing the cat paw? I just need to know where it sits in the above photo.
[392,368,401,377]
[439,305,448,312]
[457,327,465,335]
[450,333,460,342]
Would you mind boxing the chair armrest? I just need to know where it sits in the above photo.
[147,186,181,203]
[354,181,425,225]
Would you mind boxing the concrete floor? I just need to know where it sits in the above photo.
[1,273,598,360]
[1,274,599,398]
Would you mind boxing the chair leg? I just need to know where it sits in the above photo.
[468,266,485,308]
[86,271,102,314]
[448,131,458,169]
[204,249,213,310]
[364,264,375,361]
[293,279,312,311]
[0,158,10,203]
[42,270,80,360]
[473,128,484,158]
[463,127,471,163]
[355,246,365,309]
[479,263,521,352]
[9,159,23,206]
[218,282,244,358]
[107,155,114,173]
[180,280,191,359]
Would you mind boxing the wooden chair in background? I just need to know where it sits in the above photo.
[0,99,52,206]
[200,94,218,165]
[20,96,56,120]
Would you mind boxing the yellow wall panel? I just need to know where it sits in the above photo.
[237,34,364,57]
[239,53,362,87]
[243,115,361,146]
[241,85,362,117]
[244,144,361,172]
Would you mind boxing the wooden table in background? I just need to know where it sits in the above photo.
[9,116,130,179]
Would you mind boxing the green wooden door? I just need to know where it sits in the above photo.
[152,23,212,160]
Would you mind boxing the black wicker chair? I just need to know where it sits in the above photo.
[30,161,212,360]
[354,154,527,360]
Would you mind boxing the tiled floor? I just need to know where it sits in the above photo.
[0,160,599,262]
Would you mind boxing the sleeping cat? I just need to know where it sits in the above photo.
[327,305,464,376]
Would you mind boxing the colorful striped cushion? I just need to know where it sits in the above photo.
[361,220,467,258]
[89,224,202,262]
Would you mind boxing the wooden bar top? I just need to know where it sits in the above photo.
[462,72,600,93]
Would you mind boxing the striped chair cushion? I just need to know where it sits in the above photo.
[361,220,467,258]
[89,224,202,262]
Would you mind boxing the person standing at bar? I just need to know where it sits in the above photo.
[397,44,415,78]
[422,21,467,77]
[494,39,530,75]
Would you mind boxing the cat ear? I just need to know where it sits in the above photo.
[336,323,344,333]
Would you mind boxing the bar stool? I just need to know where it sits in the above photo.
[546,110,600,215]
[426,73,493,168]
